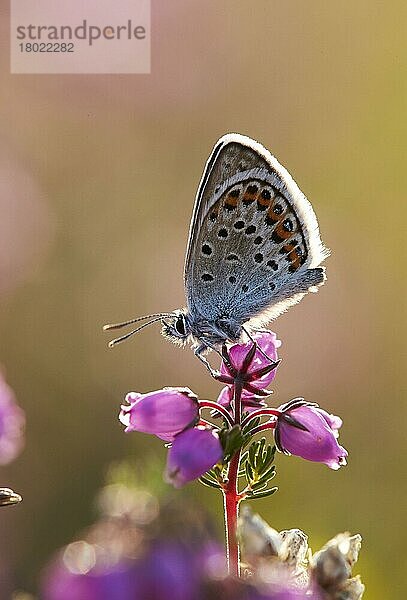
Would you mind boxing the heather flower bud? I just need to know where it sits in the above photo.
[165,426,223,488]
[220,331,281,392]
[119,387,199,442]
[274,400,348,470]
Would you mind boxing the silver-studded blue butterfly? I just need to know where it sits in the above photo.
[104,134,329,365]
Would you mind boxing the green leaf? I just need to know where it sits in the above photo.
[257,465,276,484]
[258,437,266,456]
[245,460,254,482]
[240,451,249,466]
[203,470,220,482]
[249,441,257,465]
[242,416,260,435]
[241,437,277,495]
[248,486,278,499]
[241,433,253,450]
[199,476,221,489]
[258,459,276,476]
[251,480,268,491]
[219,425,247,461]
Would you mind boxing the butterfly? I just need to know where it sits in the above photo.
[104,134,329,366]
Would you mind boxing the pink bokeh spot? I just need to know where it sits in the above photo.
[0,372,25,465]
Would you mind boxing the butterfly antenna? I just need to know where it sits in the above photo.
[107,317,165,348]
[103,313,174,332]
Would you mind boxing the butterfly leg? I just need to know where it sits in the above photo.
[194,341,230,379]
[193,343,220,378]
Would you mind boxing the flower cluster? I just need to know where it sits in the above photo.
[41,467,364,600]
[41,474,348,600]
[120,387,223,488]
[119,332,347,487]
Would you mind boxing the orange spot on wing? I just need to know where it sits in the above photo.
[275,220,296,241]
[242,192,256,205]
[223,188,240,211]
[287,249,302,271]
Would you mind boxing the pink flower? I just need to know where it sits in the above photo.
[0,373,25,465]
[165,426,223,488]
[274,400,347,470]
[220,332,281,394]
[119,387,198,442]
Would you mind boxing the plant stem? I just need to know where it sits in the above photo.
[223,379,243,577]
[223,450,241,577]
[248,422,276,436]
[241,407,281,427]
[198,400,234,426]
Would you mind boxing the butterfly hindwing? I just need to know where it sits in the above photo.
[184,134,329,328]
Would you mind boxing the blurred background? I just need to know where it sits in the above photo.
[0,1,405,597]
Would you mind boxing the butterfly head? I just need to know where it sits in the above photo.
[161,310,191,345]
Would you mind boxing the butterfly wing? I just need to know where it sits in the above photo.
[184,134,330,329]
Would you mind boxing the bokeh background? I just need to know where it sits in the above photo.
[0,1,405,597]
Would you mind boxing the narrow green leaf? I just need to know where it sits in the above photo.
[258,437,266,457]
[258,459,276,476]
[248,486,278,499]
[199,476,221,489]
[263,445,273,466]
[249,442,257,465]
[242,417,260,435]
[258,467,276,485]
[251,480,268,491]
[240,452,249,466]
[245,460,254,483]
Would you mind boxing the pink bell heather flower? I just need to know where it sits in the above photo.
[119,387,198,442]
[165,426,223,488]
[316,409,343,436]
[274,400,347,470]
[0,373,25,465]
[220,331,281,393]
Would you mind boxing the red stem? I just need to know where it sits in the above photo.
[241,408,281,427]
[248,422,276,436]
[223,379,243,577]
[198,400,234,426]
[223,451,240,577]
[233,381,243,425]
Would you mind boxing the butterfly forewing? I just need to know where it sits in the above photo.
[184,134,329,328]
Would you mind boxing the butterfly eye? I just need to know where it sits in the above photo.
[175,317,187,336]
